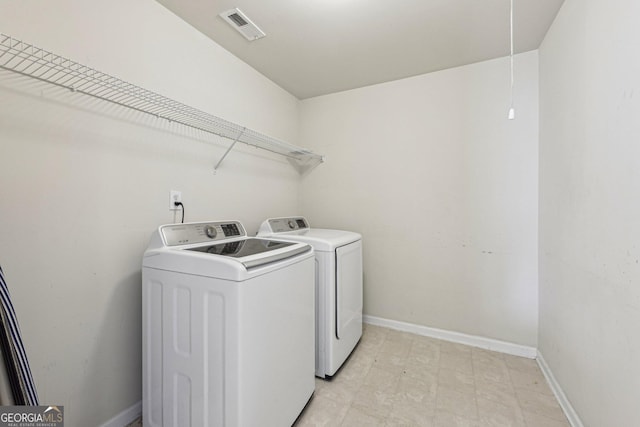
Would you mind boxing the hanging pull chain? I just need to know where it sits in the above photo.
[508,0,515,120]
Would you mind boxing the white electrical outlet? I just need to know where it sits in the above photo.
[169,190,182,210]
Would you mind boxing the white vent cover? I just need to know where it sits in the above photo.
[219,8,266,41]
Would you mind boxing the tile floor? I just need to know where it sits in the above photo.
[294,324,570,427]
[128,324,570,427]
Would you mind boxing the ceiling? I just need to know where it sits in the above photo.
[156,0,564,99]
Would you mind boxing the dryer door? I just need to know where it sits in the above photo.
[335,240,363,340]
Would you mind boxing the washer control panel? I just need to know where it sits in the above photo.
[161,221,246,246]
[267,217,309,233]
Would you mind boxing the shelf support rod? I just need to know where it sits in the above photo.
[213,127,246,173]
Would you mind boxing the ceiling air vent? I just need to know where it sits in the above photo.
[219,8,266,41]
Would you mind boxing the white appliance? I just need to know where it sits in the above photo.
[142,220,315,427]
[258,217,362,378]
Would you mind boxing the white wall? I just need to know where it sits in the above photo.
[300,52,539,347]
[0,0,301,425]
[539,0,640,425]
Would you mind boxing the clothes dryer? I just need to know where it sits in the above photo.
[258,217,362,378]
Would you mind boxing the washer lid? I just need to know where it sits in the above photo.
[186,238,306,268]
[143,221,313,280]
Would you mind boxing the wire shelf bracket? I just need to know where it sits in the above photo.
[213,127,245,174]
[0,33,324,174]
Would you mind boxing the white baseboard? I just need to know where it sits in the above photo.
[99,400,142,427]
[537,351,584,427]
[363,314,537,359]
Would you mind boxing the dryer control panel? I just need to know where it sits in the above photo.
[266,217,309,233]
[160,221,246,246]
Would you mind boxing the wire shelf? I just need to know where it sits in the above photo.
[0,33,324,173]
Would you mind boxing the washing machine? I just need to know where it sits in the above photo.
[142,220,315,427]
[258,217,362,378]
